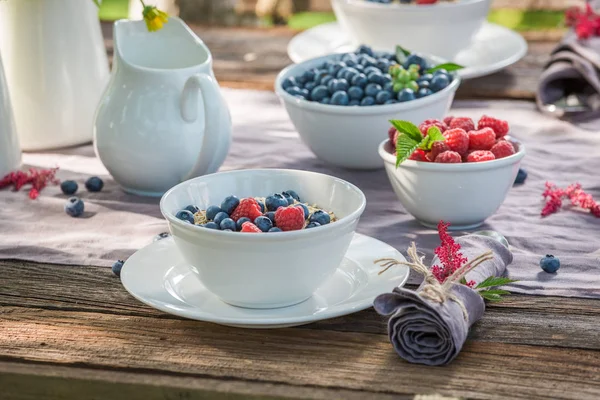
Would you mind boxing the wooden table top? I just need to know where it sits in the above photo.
[4,24,599,400]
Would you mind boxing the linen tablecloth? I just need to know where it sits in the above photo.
[1,89,599,298]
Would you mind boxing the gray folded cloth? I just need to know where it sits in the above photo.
[373,235,513,366]
[537,3,600,124]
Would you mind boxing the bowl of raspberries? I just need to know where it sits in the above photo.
[160,169,366,309]
[331,0,491,60]
[378,114,525,229]
[275,46,460,169]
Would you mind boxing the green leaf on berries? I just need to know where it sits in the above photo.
[418,126,446,151]
[395,134,421,167]
[395,45,410,63]
[475,276,517,290]
[427,63,465,74]
[390,120,423,142]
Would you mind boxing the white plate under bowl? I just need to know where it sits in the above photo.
[287,22,527,80]
[121,233,409,328]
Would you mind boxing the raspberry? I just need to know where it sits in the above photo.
[388,126,397,143]
[435,151,462,163]
[478,115,510,138]
[467,150,496,163]
[241,221,262,233]
[490,140,515,159]
[409,149,428,162]
[416,0,438,4]
[429,141,450,161]
[230,198,263,222]
[442,128,469,155]
[449,117,475,132]
[443,116,454,126]
[274,206,305,231]
[468,128,496,150]
[419,119,447,136]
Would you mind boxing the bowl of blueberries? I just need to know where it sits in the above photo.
[332,0,491,61]
[275,45,460,169]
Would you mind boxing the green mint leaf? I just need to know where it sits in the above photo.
[390,120,423,142]
[475,277,518,290]
[427,63,465,74]
[395,134,420,167]
[395,45,411,62]
[480,291,504,302]
[459,277,468,285]
[417,126,445,151]
[479,289,511,296]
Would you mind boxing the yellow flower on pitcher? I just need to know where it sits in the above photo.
[141,2,169,32]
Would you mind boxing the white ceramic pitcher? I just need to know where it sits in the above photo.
[0,52,20,178]
[94,17,232,197]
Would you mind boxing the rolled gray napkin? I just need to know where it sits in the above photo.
[537,2,600,123]
[373,235,513,366]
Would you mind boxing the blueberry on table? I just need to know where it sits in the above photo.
[254,216,273,232]
[221,195,240,214]
[205,205,222,220]
[220,218,236,231]
[85,176,104,192]
[60,180,78,195]
[175,209,195,224]
[417,88,433,98]
[365,83,382,97]
[214,211,229,226]
[306,222,321,229]
[310,210,331,225]
[184,205,199,214]
[112,260,124,277]
[266,194,288,211]
[360,96,376,106]
[514,168,528,185]
[64,197,84,217]
[236,217,251,231]
[268,227,282,232]
[204,222,220,230]
[430,74,450,92]
[351,73,368,88]
[296,203,309,219]
[397,88,416,102]
[331,91,350,106]
[540,255,560,273]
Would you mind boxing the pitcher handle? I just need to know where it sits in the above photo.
[180,73,222,180]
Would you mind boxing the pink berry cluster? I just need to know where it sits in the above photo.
[565,2,600,40]
[542,182,600,218]
[388,115,515,163]
[0,167,60,199]
[431,221,475,288]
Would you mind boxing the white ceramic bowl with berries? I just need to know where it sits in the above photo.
[160,169,366,309]
[378,116,525,230]
[276,53,460,170]
[331,0,492,60]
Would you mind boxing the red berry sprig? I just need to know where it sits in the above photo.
[542,182,600,217]
[565,1,600,40]
[0,167,59,199]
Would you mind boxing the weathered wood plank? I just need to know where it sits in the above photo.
[2,307,600,399]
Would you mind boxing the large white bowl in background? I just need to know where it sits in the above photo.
[379,138,525,230]
[275,54,460,170]
[331,0,492,61]
[160,169,366,309]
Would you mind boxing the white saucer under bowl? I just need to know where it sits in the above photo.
[120,233,409,329]
[287,22,527,80]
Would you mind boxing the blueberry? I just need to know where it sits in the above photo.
[281,77,297,90]
[327,61,346,76]
[314,71,330,84]
[354,64,365,71]
[363,66,380,76]
[310,85,329,102]
[304,81,317,92]
[221,195,240,214]
[331,91,350,106]
[380,74,392,86]
[254,216,273,232]
[281,192,295,205]
[335,67,350,79]
[265,211,276,224]
[64,197,84,217]
[255,200,265,213]
[185,205,200,214]
[112,260,124,277]
[296,203,309,219]
[60,180,78,195]
[219,218,236,231]
[356,45,374,57]
[349,99,360,106]
[332,78,349,93]
[376,58,390,72]
[360,55,377,68]
[298,88,309,99]
[417,88,433,98]
[348,86,364,100]
[310,210,331,225]
[320,97,331,105]
[404,54,430,72]
[236,217,251,231]
[153,232,171,241]
[341,53,358,63]
[268,227,282,233]
[367,72,384,85]
[360,96,376,106]
[351,73,368,88]
[434,68,449,76]
[283,189,300,202]
[266,194,288,211]
[397,88,416,102]
[365,83,382,97]
[175,209,195,224]
[204,221,220,230]
[214,211,229,226]
[419,81,430,89]
[384,81,394,94]
[430,74,450,92]
[384,99,398,104]
[85,176,104,192]
[321,76,333,87]
[514,168,528,185]
[302,69,316,82]
[285,86,302,96]
[540,254,560,273]
[306,222,321,229]
[206,205,222,220]
[417,73,433,83]
[376,90,392,104]
[342,68,359,82]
